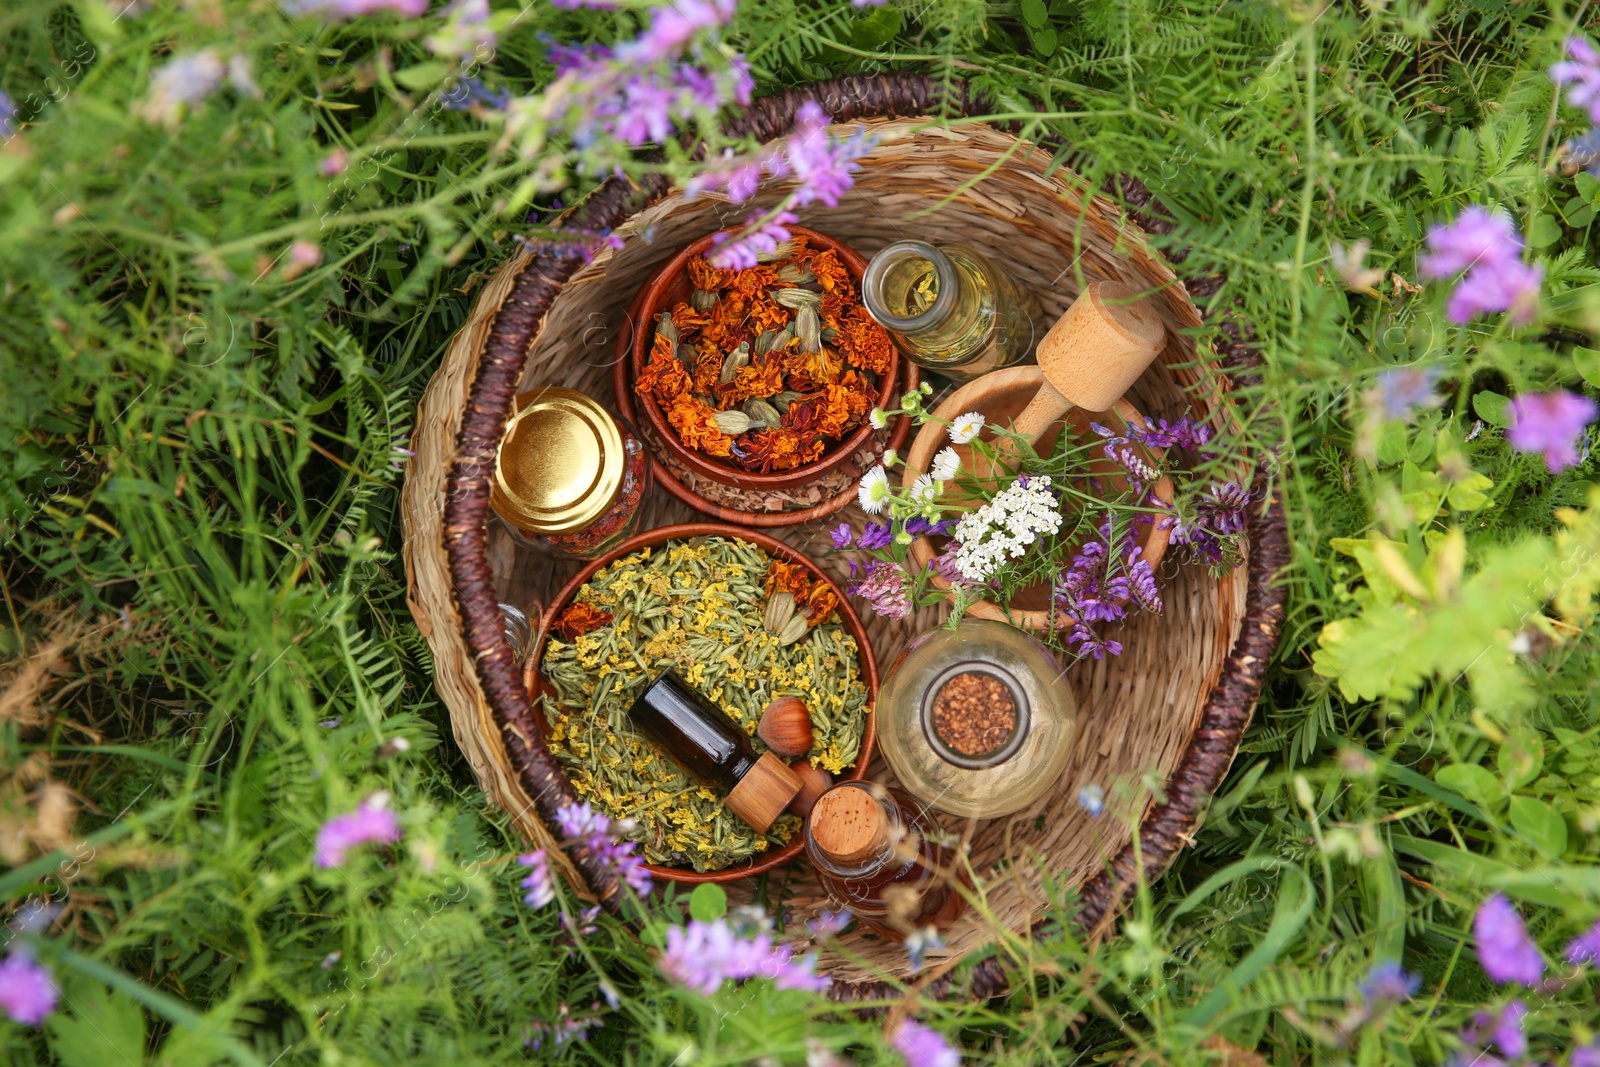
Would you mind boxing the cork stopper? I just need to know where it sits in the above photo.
[809,785,892,866]
[1034,280,1166,412]
[724,752,804,832]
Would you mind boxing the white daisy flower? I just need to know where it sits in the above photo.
[930,447,960,482]
[949,412,985,444]
[858,465,891,514]
[882,448,898,468]
[869,407,890,430]
[910,473,938,504]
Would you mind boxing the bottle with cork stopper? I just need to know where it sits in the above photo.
[803,781,966,938]
[627,669,803,832]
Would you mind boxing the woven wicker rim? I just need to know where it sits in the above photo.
[408,72,1289,1003]
[518,521,880,884]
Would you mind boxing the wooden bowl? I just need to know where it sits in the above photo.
[902,365,1174,631]
[519,522,879,885]
[616,225,902,491]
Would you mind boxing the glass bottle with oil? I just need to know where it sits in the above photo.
[860,240,1040,382]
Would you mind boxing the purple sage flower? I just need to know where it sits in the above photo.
[890,1018,960,1067]
[1418,207,1541,325]
[1473,894,1545,986]
[1566,917,1600,964]
[315,796,402,868]
[519,849,555,908]
[0,953,58,1026]
[846,560,912,621]
[830,523,854,549]
[1552,36,1600,123]
[1358,960,1420,1005]
[1507,390,1597,472]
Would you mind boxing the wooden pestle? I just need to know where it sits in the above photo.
[1007,280,1166,440]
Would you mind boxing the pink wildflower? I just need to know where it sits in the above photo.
[315,795,401,868]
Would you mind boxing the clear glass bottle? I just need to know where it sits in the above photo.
[803,781,966,938]
[491,387,651,561]
[875,619,1076,818]
[860,240,1040,382]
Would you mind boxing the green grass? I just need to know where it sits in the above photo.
[6,0,1600,1062]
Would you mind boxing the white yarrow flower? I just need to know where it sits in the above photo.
[869,407,890,430]
[858,466,891,514]
[949,412,985,444]
[930,447,960,482]
[951,476,1062,582]
[910,474,938,504]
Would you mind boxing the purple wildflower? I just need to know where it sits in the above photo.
[1126,414,1213,453]
[857,521,893,550]
[659,918,826,995]
[1168,480,1250,566]
[0,953,57,1026]
[846,560,912,620]
[904,925,946,974]
[1507,390,1597,472]
[1576,1040,1600,1067]
[525,1006,601,1051]
[616,0,738,64]
[139,49,226,127]
[550,0,617,6]
[0,91,15,140]
[561,905,601,937]
[1491,1000,1527,1059]
[929,542,968,587]
[556,801,609,841]
[1552,36,1600,123]
[775,101,874,208]
[686,148,767,201]
[519,849,555,908]
[290,0,428,18]
[1068,624,1123,660]
[1375,367,1442,420]
[890,1019,960,1067]
[1473,894,1544,985]
[830,523,854,549]
[1418,207,1541,325]
[852,0,886,6]
[552,801,653,897]
[1358,960,1420,1005]
[320,147,350,175]
[1076,783,1105,816]
[707,209,798,270]
[806,909,852,938]
[315,796,401,867]
[1565,917,1600,964]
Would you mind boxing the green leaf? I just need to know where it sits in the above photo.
[1498,731,1544,788]
[639,920,672,948]
[1527,213,1563,249]
[1575,347,1600,389]
[1509,795,1568,857]
[1472,390,1512,428]
[47,981,146,1067]
[1020,0,1049,26]
[1563,196,1596,229]
[394,63,450,90]
[849,5,902,48]
[1376,419,1408,465]
[688,882,727,922]
[1579,171,1600,204]
[1027,23,1058,56]
[1436,764,1504,809]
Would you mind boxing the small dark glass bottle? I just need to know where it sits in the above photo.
[627,669,802,832]
[803,781,966,938]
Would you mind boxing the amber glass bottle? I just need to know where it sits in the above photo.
[803,781,966,938]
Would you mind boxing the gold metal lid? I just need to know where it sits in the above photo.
[492,387,624,535]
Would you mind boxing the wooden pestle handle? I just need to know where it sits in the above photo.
[1010,281,1166,446]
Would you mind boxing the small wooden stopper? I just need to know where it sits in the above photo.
[725,752,803,832]
[809,785,891,866]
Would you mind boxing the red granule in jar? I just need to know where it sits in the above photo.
[930,671,1017,757]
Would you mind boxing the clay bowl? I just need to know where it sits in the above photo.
[615,225,902,492]
[520,522,879,885]
[902,365,1174,631]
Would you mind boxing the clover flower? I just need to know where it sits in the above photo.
[858,465,891,513]
[1418,206,1541,325]
[930,447,960,482]
[315,794,401,868]
[890,1018,960,1067]
[950,476,1062,583]
[519,849,555,908]
[948,412,984,444]
[659,918,827,995]
[846,560,912,621]
[1507,390,1597,472]
[0,953,57,1026]
[1473,894,1544,986]
[1552,36,1600,124]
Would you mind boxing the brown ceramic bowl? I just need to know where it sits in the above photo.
[616,225,902,491]
[903,365,1174,631]
[520,522,879,885]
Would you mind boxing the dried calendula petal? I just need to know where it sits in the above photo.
[776,614,810,646]
[712,410,752,434]
[796,305,822,354]
[718,341,751,384]
[774,288,822,310]
[763,590,796,634]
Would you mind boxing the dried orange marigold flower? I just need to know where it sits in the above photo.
[555,602,614,641]
[638,334,693,401]
[667,394,735,457]
[837,308,895,376]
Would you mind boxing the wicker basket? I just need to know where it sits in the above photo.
[400,73,1288,1002]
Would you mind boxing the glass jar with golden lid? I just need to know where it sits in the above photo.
[491,387,650,560]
